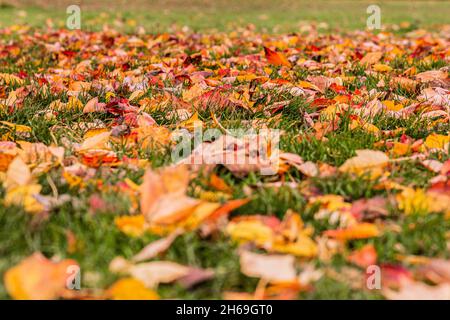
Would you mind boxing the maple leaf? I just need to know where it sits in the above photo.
[263,47,291,67]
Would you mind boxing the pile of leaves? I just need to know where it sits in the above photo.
[0,24,449,300]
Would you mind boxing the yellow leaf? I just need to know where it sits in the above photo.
[339,150,389,176]
[0,73,24,85]
[298,81,320,91]
[382,100,404,111]
[108,278,159,300]
[424,133,450,150]
[272,235,317,257]
[350,120,380,135]
[397,188,450,215]
[129,90,145,102]
[67,96,83,110]
[309,194,351,212]
[183,201,221,230]
[178,111,203,131]
[237,73,259,82]
[227,212,318,258]
[392,142,409,156]
[78,131,111,151]
[227,220,274,245]
[0,121,31,133]
[4,184,44,213]
[115,215,146,237]
[373,64,392,72]
[105,92,116,102]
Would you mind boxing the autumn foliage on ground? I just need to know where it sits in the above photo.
[0,24,449,299]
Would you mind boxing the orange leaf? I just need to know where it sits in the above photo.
[108,278,159,300]
[207,198,250,222]
[324,223,380,240]
[264,47,291,67]
[4,253,78,300]
[347,244,377,268]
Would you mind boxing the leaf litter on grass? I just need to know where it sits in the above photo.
[0,23,449,300]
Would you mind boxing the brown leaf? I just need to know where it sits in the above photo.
[390,77,418,93]
[239,251,297,282]
[360,51,383,65]
[415,70,447,83]
[132,229,183,262]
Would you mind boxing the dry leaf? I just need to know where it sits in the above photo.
[239,251,297,282]
[4,253,77,300]
[264,47,291,67]
[383,281,450,300]
[360,52,382,65]
[129,261,190,288]
[324,223,380,240]
[132,229,182,262]
[339,149,389,176]
[108,278,159,300]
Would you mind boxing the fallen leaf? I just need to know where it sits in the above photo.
[239,251,297,282]
[132,229,182,262]
[108,278,159,300]
[339,149,389,176]
[128,261,190,288]
[424,133,450,150]
[347,244,377,268]
[415,70,447,83]
[177,267,215,289]
[383,281,450,300]
[360,51,382,65]
[264,47,291,67]
[324,223,380,240]
[4,253,77,300]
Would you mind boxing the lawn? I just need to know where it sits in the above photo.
[0,0,449,300]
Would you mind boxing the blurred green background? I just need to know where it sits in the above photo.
[0,0,449,32]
